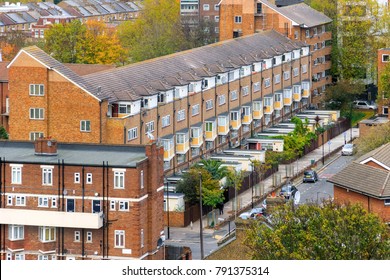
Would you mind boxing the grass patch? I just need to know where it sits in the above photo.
[341,109,376,127]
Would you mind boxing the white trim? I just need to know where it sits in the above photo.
[10,164,23,167]
[3,193,149,202]
[7,49,101,102]
[157,185,164,192]
[112,168,126,172]
[40,165,54,169]
[7,247,24,253]
[360,158,390,171]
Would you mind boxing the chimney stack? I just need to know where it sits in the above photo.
[34,138,58,156]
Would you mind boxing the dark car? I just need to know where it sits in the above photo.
[280,184,298,200]
[302,170,318,183]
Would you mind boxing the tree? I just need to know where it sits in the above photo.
[245,201,390,260]
[182,18,219,49]
[0,126,8,139]
[0,30,30,61]
[118,0,187,62]
[196,159,229,181]
[354,121,390,156]
[323,80,365,112]
[379,63,390,99]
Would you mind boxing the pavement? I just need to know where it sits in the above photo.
[165,127,359,259]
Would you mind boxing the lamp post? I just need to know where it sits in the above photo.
[321,133,325,165]
[199,172,204,260]
[251,161,254,209]
[165,178,170,240]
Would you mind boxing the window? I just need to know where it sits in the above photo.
[205,122,214,132]
[39,226,56,242]
[242,86,249,96]
[205,100,213,110]
[275,94,282,102]
[293,68,299,77]
[215,27,219,33]
[140,170,144,189]
[302,64,308,74]
[7,195,12,206]
[230,111,239,121]
[294,31,298,39]
[29,84,44,96]
[15,196,26,206]
[253,101,262,111]
[41,166,53,185]
[264,97,272,106]
[234,16,242,23]
[162,115,171,127]
[38,197,49,207]
[192,104,200,116]
[29,132,44,140]
[86,231,92,242]
[145,121,155,133]
[305,29,310,38]
[264,78,271,88]
[119,104,131,114]
[114,169,125,189]
[9,225,24,241]
[215,16,219,22]
[74,173,80,183]
[201,79,208,89]
[80,120,91,132]
[119,201,129,211]
[284,71,290,80]
[74,231,80,242]
[115,230,125,248]
[110,200,116,210]
[128,127,138,141]
[203,4,209,11]
[383,55,389,62]
[15,253,25,260]
[140,229,144,248]
[11,165,22,184]
[214,4,219,11]
[385,199,390,206]
[253,82,261,92]
[177,109,185,121]
[218,95,226,105]
[313,27,317,36]
[29,108,44,119]
[86,173,92,184]
[274,74,281,84]
[230,90,238,101]
[51,197,57,208]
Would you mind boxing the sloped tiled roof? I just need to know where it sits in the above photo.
[64,63,116,76]
[260,0,332,28]
[356,142,390,169]
[328,162,390,198]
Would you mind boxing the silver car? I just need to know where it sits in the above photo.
[353,100,377,110]
[341,143,356,156]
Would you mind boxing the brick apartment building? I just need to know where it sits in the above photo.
[377,48,390,118]
[218,0,333,103]
[0,61,9,132]
[0,138,165,260]
[4,30,312,175]
[328,143,390,223]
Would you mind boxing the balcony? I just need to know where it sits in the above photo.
[274,101,283,110]
[162,137,175,161]
[204,121,217,141]
[218,116,229,136]
[253,109,263,119]
[176,132,190,155]
[242,114,252,124]
[302,89,310,98]
[293,92,302,102]
[190,127,203,147]
[0,208,103,229]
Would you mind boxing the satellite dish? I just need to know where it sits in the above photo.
[293,190,301,205]
[146,131,155,140]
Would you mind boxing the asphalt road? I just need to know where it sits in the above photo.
[297,153,356,204]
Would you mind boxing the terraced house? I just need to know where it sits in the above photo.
[6,30,311,175]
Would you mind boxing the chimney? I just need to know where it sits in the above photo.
[34,138,58,156]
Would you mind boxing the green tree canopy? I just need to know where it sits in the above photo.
[323,79,365,112]
[196,159,229,181]
[245,201,390,259]
[118,0,186,62]
[0,126,8,139]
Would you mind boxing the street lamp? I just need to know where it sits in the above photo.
[199,172,204,260]
[164,177,170,240]
[321,133,325,165]
[251,161,254,209]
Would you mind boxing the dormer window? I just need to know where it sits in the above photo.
[141,98,148,108]
[119,104,131,114]
[201,79,208,89]
[158,93,165,103]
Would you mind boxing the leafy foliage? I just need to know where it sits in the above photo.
[379,63,390,99]
[0,30,30,61]
[245,201,390,259]
[196,159,229,180]
[118,0,186,62]
[0,126,8,139]
[226,167,245,192]
[323,80,364,112]
[355,121,390,155]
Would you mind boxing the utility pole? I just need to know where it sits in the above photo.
[199,173,204,260]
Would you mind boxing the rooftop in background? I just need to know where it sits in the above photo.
[0,140,148,167]
[274,0,304,7]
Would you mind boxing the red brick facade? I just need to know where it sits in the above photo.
[0,140,165,260]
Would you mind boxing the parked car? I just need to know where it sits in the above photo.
[341,143,356,156]
[302,170,318,183]
[353,100,377,110]
[279,184,298,200]
[239,208,265,220]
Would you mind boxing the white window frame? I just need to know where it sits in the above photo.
[7,195,12,206]
[274,74,281,84]
[234,16,242,23]
[119,201,129,211]
[110,200,116,210]
[119,104,131,114]
[215,15,219,22]
[192,104,200,116]
[8,225,24,241]
[264,78,271,88]
[15,195,26,206]
[80,120,91,132]
[302,64,308,74]
[74,231,81,242]
[203,4,209,11]
[253,82,261,92]
[128,127,138,141]
[114,169,125,189]
[115,230,125,248]
[284,71,290,80]
[38,226,56,242]
[177,109,185,122]
[242,86,249,96]
[38,197,49,207]
[293,68,299,77]
[29,108,44,120]
[145,121,155,134]
[86,231,92,243]
[205,99,213,110]
[162,115,171,128]
[382,54,389,62]
[15,253,25,260]
[11,164,22,184]
[140,229,144,248]
[29,132,44,140]
[74,173,80,183]
[140,170,144,189]
[86,173,92,184]
[51,197,57,208]
[218,94,226,105]
[230,90,238,101]
[29,84,44,96]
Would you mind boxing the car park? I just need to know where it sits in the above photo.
[302,170,318,183]
[341,143,356,156]
[353,100,377,110]
[279,184,298,200]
